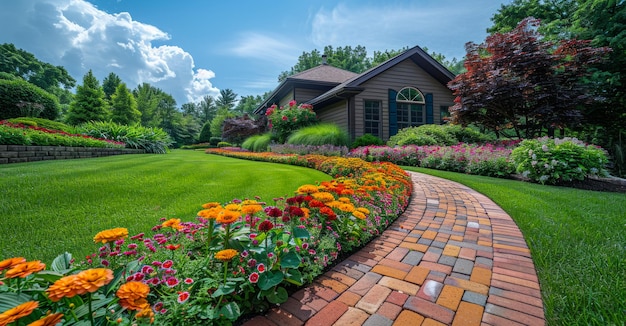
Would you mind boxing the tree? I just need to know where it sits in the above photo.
[371,48,408,67]
[448,18,610,139]
[197,95,217,124]
[233,95,264,115]
[0,78,60,120]
[181,102,198,118]
[0,43,75,91]
[215,89,238,110]
[324,45,370,74]
[278,49,323,82]
[221,114,266,145]
[102,72,122,100]
[422,47,465,75]
[488,0,577,39]
[198,121,212,143]
[110,83,141,125]
[210,107,236,138]
[66,70,109,125]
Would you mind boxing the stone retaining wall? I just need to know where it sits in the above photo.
[0,145,145,164]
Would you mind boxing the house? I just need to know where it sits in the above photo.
[254,45,456,141]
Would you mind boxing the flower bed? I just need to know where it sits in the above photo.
[0,149,412,325]
[0,120,125,148]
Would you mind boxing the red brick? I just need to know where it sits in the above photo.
[416,279,444,302]
[334,307,369,325]
[487,295,545,319]
[279,298,316,322]
[490,279,542,298]
[337,291,361,307]
[378,276,420,295]
[482,313,527,326]
[386,247,410,261]
[452,301,483,326]
[404,296,455,324]
[309,284,339,301]
[265,308,305,326]
[355,284,392,314]
[379,258,413,272]
[349,272,381,296]
[386,291,409,306]
[422,319,447,326]
[489,287,543,308]
[304,300,348,326]
[492,266,538,282]
[393,310,425,326]
[315,276,349,294]
[377,302,402,320]
[324,270,357,287]
[485,303,545,326]
[491,273,540,290]
[419,261,453,275]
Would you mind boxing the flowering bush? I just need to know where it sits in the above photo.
[511,137,609,184]
[0,150,412,325]
[265,101,317,143]
[0,120,126,148]
[270,143,349,157]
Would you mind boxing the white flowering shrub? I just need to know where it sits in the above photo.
[511,137,609,184]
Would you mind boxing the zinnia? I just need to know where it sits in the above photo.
[202,202,221,209]
[4,260,45,278]
[320,207,337,220]
[161,218,183,230]
[26,313,63,326]
[75,268,114,293]
[47,274,84,301]
[216,210,240,224]
[241,204,263,215]
[352,211,366,220]
[297,184,319,194]
[93,227,129,244]
[258,220,274,232]
[214,249,238,262]
[0,257,26,272]
[0,301,38,325]
[198,207,222,219]
[312,192,335,203]
[117,281,150,311]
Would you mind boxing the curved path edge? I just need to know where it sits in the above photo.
[244,171,545,326]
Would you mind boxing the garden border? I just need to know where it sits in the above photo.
[0,145,145,164]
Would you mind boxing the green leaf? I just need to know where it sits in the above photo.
[265,286,288,304]
[211,283,236,298]
[218,302,241,320]
[292,227,310,239]
[51,252,72,272]
[284,269,304,286]
[280,251,301,269]
[258,271,284,291]
[0,292,32,312]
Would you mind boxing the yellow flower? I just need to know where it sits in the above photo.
[352,211,366,220]
[135,305,155,321]
[0,257,26,272]
[338,197,352,203]
[215,249,238,262]
[75,268,114,293]
[224,203,241,211]
[241,199,259,205]
[198,207,223,219]
[216,210,240,224]
[241,204,263,215]
[117,281,150,311]
[47,274,85,301]
[301,207,310,219]
[339,203,355,213]
[297,184,319,194]
[326,200,342,208]
[4,261,45,279]
[161,218,183,230]
[202,202,221,209]
[93,227,128,244]
[0,301,38,325]
[312,192,335,203]
[26,313,64,326]
[356,207,370,215]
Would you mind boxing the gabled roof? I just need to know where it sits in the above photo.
[308,45,456,106]
[290,64,359,83]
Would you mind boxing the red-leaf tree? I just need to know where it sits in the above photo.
[448,17,611,139]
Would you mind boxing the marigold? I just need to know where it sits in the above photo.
[0,301,38,325]
[215,249,238,262]
[93,227,129,244]
[5,260,45,278]
[338,197,352,203]
[26,313,63,326]
[161,218,183,230]
[47,274,84,301]
[0,257,26,272]
[352,211,366,220]
[312,191,335,203]
[135,305,155,320]
[202,202,221,209]
[75,268,114,293]
[339,203,355,213]
[198,207,222,219]
[296,184,319,194]
[356,207,370,215]
[326,200,342,208]
[224,203,241,211]
[216,210,240,224]
[241,204,263,215]
[117,281,150,311]
[308,199,326,208]
[320,207,337,220]
[301,207,310,219]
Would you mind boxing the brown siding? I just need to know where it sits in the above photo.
[316,101,349,132]
[353,60,455,141]
[294,88,326,103]
[279,91,294,107]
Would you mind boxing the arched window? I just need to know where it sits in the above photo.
[396,87,425,129]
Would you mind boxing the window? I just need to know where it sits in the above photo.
[440,106,450,124]
[364,100,381,137]
[396,87,425,129]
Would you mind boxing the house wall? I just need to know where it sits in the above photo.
[278,91,294,107]
[353,60,455,141]
[316,101,349,132]
[294,88,326,103]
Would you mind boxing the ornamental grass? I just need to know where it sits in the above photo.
[0,149,412,325]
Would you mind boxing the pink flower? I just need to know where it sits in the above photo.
[177,291,190,303]
[162,260,173,269]
[184,278,194,284]
[141,265,154,274]
[154,302,164,312]
[249,272,259,283]
[257,263,266,273]
[288,100,297,107]
[165,276,179,287]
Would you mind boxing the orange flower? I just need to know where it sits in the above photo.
[93,227,128,244]
[0,257,26,272]
[214,249,238,262]
[75,268,114,293]
[202,202,221,209]
[4,261,45,279]
[47,274,84,301]
[312,191,335,203]
[296,184,319,194]
[117,281,150,311]
[301,207,310,219]
[338,203,355,213]
[216,210,240,224]
[0,301,38,325]
[26,313,64,326]
[241,204,263,215]
[224,203,241,211]
[161,218,183,230]
[198,207,222,219]
[135,305,155,321]
[356,207,370,215]
[352,211,366,220]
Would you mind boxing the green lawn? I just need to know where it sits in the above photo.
[405,167,626,326]
[0,150,331,264]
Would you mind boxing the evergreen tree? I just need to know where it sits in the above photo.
[110,83,141,125]
[102,72,122,100]
[66,70,108,125]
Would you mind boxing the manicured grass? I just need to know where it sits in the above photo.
[0,150,331,264]
[405,167,626,326]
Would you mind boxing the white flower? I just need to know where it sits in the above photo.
[542,144,549,152]
[539,175,550,182]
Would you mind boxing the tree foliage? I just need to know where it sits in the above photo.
[110,83,141,125]
[215,89,238,110]
[102,72,122,100]
[221,114,266,144]
[66,70,109,125]
[197,95,217,124]
[233,95,264,115]
[0,78,60,120]
[0,43,75,91]
[448,18,610,139]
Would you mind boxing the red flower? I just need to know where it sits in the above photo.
[165,277,179,287]
[162,260,173,269]
[249,272,259,283]
[166,244,181,251]
[177,291,190,303]
[320,207,337,221]
[257,263,266,273]
[258,220,274,232]
[184,278,194,284]
[266,207,282,217]
[288,100,297,107]
[308,200,326,208]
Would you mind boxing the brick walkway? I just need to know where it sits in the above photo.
[243,171,545,326]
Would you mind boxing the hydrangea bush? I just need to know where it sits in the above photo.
[511,137,609,184]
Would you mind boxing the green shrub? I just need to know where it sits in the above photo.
[466,157,516,178]
[242,133,271,152]
[0,122,123,148]
[352,133,383,148]
[511,137,609,184]
[0,124,30,144]
[75,121,172,154]
[387,124,493,147]
[209,137,221,146]
[0,79,60,120]
[180,143,212,150]
[7,117,74,133]
[445,125,494,144]
[217,141,232,148]
[287,123,350,147]
[198,121,212,143]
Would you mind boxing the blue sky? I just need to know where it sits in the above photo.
[0,0,511,105]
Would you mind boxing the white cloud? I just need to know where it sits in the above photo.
[229,32,301,66]
[0,0,218,105]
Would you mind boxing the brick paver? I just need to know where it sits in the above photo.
[247,171,545,325]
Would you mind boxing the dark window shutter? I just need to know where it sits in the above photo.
[426,93,434,124]
[389,89,398,136]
